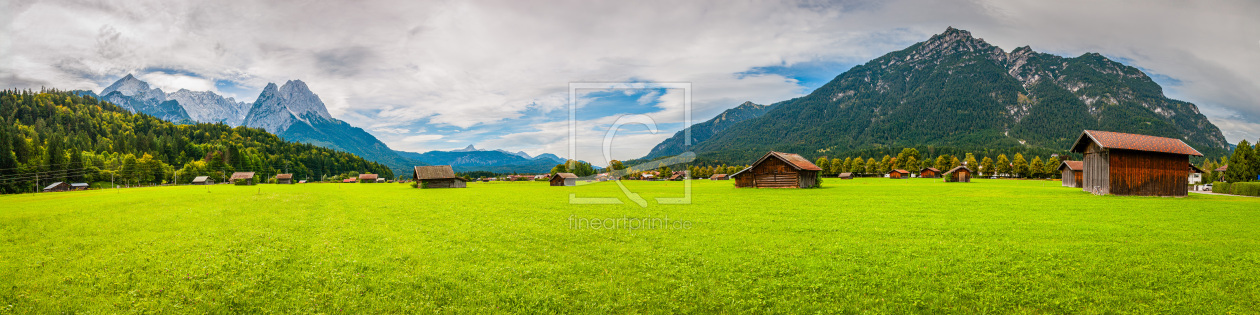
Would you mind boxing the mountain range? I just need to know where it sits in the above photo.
[644,27,1229,163]
[90,75,567,174]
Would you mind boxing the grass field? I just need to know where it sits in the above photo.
[1,178,1258,313]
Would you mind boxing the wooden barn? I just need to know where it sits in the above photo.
[43,182,69,192]
[230,172,256,185]
[838,172,853,179]
[919,167,941,178]
[1058,161,1084,188]
[710,174,729,180]
[1070,130,1202,196]
[276,173,294,184]
[732,151,822,188]
[413,165,468,188]
[342,178,357,183]
[70,183,89,191]
[888,169,910,179]
[550,173,577,186]
[943,166,972,182]
[358,174,379,183]
[192,176,213,185]
[668,172,685,181]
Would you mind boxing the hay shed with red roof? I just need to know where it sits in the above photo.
[1058,161,1084,188]
[1070,130,1202,196]
[731,151,822,188]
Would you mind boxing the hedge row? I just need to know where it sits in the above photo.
[1211,182,1260,197]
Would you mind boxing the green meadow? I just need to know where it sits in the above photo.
[1,178,1258,313]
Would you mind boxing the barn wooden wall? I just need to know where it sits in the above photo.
[1061,169,1075,187]
[735,157,803,188]
[1108,150,1188,196]
[1082,143,1110,195]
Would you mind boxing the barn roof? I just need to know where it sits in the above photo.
[731,151,822,177]
[553,173,577,179]
[943,166,972,175]
[70,183,89,188]
[710,174,728,179]
[43,182,65,190]
[920,167,940,173]
[839,172,853,177]
[192,176,210,182]
[230,172,255,180]
[276,173,293,179]
[889,169,910,174]
[342,178,356,183]
[414,165,457,180]
[1216,165,1228,171]
[1070,130,1202,156]
[358,174,378,180]
[1058,161,1083,171]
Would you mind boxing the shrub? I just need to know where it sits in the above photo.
[1212,182,1260,197]
[944,173,954,182]
[410,181,419,188]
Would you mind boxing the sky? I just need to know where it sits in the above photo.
[3,0,1259,166]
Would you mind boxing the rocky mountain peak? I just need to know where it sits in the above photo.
[101,73,156,97]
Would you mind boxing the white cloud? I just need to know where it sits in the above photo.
[138,72,217,93]
[3,0,1259,157]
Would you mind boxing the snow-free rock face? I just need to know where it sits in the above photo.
[168,89,251,126]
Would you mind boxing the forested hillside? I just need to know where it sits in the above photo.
[0,90,394,193]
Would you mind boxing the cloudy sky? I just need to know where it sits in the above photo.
[3,0,1259,165]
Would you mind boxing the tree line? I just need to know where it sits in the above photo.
[0,89,394,193]
[809,148,1065,179]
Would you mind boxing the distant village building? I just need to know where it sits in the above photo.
[298,180,308,184]
[550,173,577,186]
[1188,164,1205,185]
[70,183,89,191]
[838,172,853,179]
[1214,165,1228,182]
[413,165,468,188]
[276,173,294,184]
[230,172,256,185]
[1058,161,1084,188]
[669,172,686,181]
[943,166,973,182]
[710,174,729,180]
[919,167,941,178]
[342,178,357,183]
[358,174,379,183]
[888,169,910,179]
[732,151,822,188]
[42,182,69,192]
[192,176,213,185]
[1070,130,1202,196]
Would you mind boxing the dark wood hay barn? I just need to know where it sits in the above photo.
[43,182,69,192]
[919,167,941,178]
[710,174,729,180]
[943,166,972,182]
[1070,130,1202,196]
[732,151,822,188]
[1058,161,1084,188]
[230,172,256,185]
[838,172,853,179]
[192,176,213,185]
[888,169,910,179]
[276,173,294,184]
[358,174,379,183]
[414,165,468,188]
[550,173,577,186]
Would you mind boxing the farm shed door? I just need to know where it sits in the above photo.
[754,171,798,188]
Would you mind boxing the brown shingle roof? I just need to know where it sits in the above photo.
[1058,161,1083,171]
[276,173,293,179]
[414,165,457,180]
[342,178,356,183]
[890,169,910,174]
[921,167,940,173]
[230,172,255,180]
[553,173,577,179]
[731,151,822,177]
[358,174,378,180]
[1216,165,1228,172]
[1071,130,1202,156]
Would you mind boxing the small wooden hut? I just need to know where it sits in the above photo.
[888,169,910,179]
[668,172,685,181]
[838,172,853,179]
[358,174,379,183]
[710,174,729,180]
[42,182,69,192]
[230,172,256,185]
[732,151,822,188]
[550,173,577,186]
[342,178,357,183]
[1070,130,1202,196]
[276,173,294,184]
[1058,161,1084,188]
[919,167,941,178]
[943,166,972,182]
[70,183,89,191]
[192,176,213,185]
[413,165,468,188]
